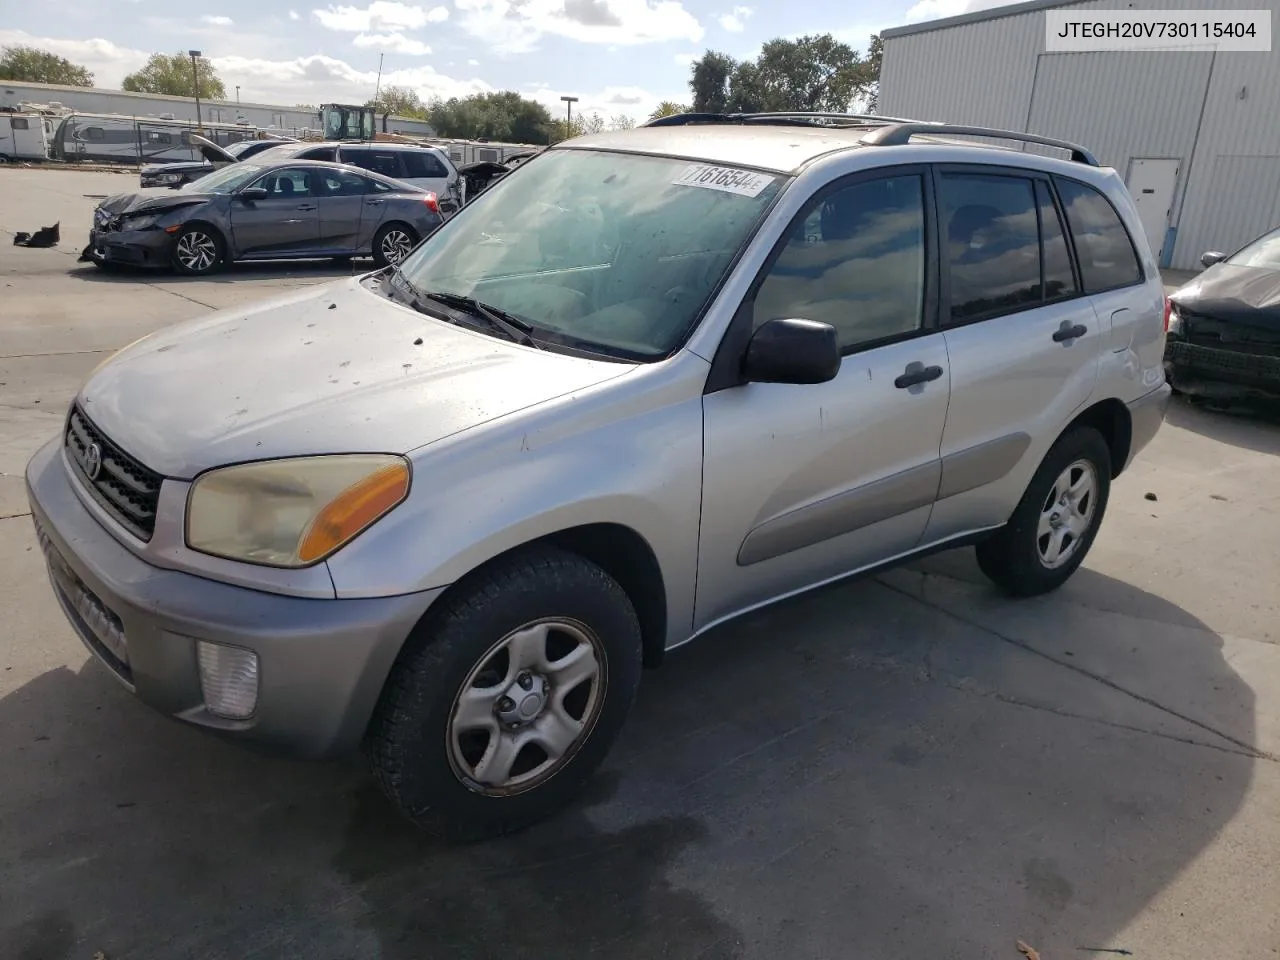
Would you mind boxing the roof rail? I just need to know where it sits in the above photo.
[643,111,922,129]
[858,122,1099,166]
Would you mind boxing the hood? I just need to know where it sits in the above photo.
[191,133,239,164]
[1172,263,1280,331]
[98,188,215,216]
[140,160,213,175]
[77,278,633,478]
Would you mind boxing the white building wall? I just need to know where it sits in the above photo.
[879,0,1280,270]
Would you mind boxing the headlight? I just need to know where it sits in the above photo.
[122,213,162,230]
[186,455,411,568]
[157,172,182,183]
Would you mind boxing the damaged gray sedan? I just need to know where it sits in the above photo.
[82,158,445,275]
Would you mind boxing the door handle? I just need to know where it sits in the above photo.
[1053,321,1088,342]
[295,204,316,211]
[365,198,385,205]
[894,362,944,389]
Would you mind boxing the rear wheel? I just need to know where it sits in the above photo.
[365,546,643,842]
[170,224,225,276]
[975,426,1111,597]
[372,222,417,268]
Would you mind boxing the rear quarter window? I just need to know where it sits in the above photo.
[1054,178,1143,292]
[402,150,449,179]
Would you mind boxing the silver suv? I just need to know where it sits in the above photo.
[26,114,1172,840]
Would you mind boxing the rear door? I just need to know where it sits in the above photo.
[922,166,1105,544]
[313,167,372,249]
[230,166,321,255]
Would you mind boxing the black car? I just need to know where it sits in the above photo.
[139,136,299,188]
[84,158,445,275]
[1166,226,1280,402]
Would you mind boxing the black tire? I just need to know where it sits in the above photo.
[170,223,225,276]
[975,426,1112,597]
[366,545,643,842]
[372,222,418,268]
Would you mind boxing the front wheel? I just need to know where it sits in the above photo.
[365,546,643,841]
[170,224,225,276]
[975,426,1112,597]
[372,222,418,268]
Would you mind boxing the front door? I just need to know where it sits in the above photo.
[697,169,951,630]
[1127,158,1179,261]
[231,166,321,256]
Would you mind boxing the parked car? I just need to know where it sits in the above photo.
[29,115,1171,842]
[1166,225,1280,402]
[82,158,444,274]
[247,140,464,214]
[139,136,299,188]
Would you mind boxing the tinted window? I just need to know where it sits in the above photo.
[319,170,369,196]
[402,150,449,179]
[11,117,29,130]
[85,127,104,141]
[1037,180,1078,301]
[342,148,403,178]
[754,174,926,350]
[941,173,1041,321]
[253,168,313,198]
[298,146,336,162]
[1055,178,1142,291]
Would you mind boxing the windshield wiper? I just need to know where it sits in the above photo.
[421,291,541,348]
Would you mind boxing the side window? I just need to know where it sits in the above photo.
[254,168,314,198]
[402,150,449,179]
[300,146,336,162]
[319,170,369,196]
[940,173,1041,322]
[368,177,393,193]
[1055,177,1143,291]
[1036,180,1078,301]
[85,127,105,141]
[753,174,927,351]
[11,117,29,130]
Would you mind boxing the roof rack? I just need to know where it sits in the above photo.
[858,122,1099,166]
[643,111,922,129]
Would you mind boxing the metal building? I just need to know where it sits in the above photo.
[878,0,1280,270]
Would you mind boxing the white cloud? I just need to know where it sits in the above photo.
[352,31,432,54]
[455,0,703,54]
[0,29,149,87]
[289,8,301,18]
[718,5,751,32]
[467,58,480,65]
[313,2,449,32]
[527,83,685,126]
[903,0,1019,22]
[211,52,487,106]
[200,14,234,26]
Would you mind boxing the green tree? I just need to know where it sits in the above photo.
[366,85,426,120]
[123,52,226,99]
[687,33,880,115]
[689,50,735,113]
[647,100,689,121]
[607,113,636,131]
[0,45,94,86]
[426,91,556,144]
[864,33,884,112]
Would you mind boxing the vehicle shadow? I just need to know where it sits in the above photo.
[0,563,1257,959]
[65,259,368,286]
[1165,392,1280,453]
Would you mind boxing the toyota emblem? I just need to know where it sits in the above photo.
[84,442,103,481]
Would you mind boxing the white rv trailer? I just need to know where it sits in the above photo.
[0,113,54,161]
[49,113,262,165]
[426,138,544,166]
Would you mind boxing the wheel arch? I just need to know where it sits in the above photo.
[1061,397,1132,478]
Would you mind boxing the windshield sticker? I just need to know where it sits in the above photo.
[671,164,776,198]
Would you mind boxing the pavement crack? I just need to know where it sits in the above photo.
[877,577,1278,763]
[1,511,33,520]
[1,348,112,360]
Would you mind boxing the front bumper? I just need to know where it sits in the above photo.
[25,438,444,759]
[1164,338,1280,401]
[85,224,173,268]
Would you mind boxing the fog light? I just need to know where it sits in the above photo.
[197,641,260,720]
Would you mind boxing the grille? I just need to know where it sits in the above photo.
[1183,312,1280,358]
[64,406,165,541]
[1166,340,1280,387]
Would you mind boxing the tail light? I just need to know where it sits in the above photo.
[423,192,440,214]
[1162,296,1171,333]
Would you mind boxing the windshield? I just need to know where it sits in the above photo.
[395,148,785,359]
[184,162,267,194]
[1227,227,1280,269]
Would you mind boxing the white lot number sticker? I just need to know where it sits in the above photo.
[672,164,775,198]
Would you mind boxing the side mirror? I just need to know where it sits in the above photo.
[742,317,841,385]
[1200,251,1225,268]
[238,187,268,202]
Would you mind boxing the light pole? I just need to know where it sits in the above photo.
[236,85,240,105]
[189,50,203,132]
[560,94,578,141]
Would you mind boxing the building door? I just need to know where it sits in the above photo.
[1127,158,1179,261]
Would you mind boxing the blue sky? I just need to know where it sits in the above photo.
[0,0,1011,121]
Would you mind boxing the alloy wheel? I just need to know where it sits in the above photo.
[380,229,413,264]
[175,230,218,272]
[1037,458,1097,569]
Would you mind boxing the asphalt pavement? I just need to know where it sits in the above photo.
[1,168,1278,960]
